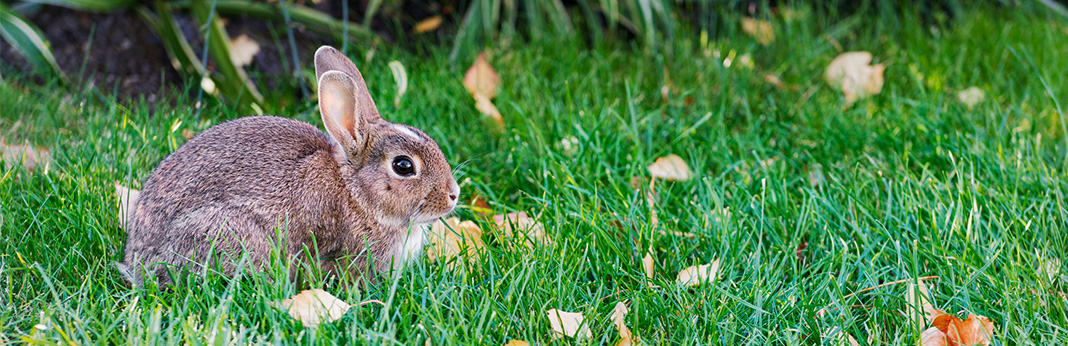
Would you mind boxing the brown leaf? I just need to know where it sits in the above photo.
[824,51,885,104]
[952,314,995,346]
[648,154,694,181]
[927,310,995,346]
[463,52,501,99]
[492,212,551,248]
[229,34,261,67]
[1,140,52,172]
[115,183,141,230]
[545,309,591,339]
[920,327,948,346]
[268,289,351,328]
[413,15,443,34]
[466,192,493,215]
[426,217,485,264]
[741,17,775,45]
[676,260,721,287]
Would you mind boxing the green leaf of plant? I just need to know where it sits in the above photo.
[19,0,134,12]
[0,3,64,79]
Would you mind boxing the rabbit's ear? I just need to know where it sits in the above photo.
[318,70,364,159]
[314,46,381,122]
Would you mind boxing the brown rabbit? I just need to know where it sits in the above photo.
[118,46,459,286]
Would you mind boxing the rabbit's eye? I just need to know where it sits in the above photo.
[392,156,415,177]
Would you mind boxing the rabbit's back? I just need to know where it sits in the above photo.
[123,116,348,283]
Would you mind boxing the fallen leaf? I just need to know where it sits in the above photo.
[1038,256,1061,283]
[641,252,655,279]
[1,140,52,172]
[906,280,938,326]
[921,327,948,346]
[926,310,996,346]
[182,129,197,140]
[953,314,995,346]
[268,289,351,328]
[545,309,591,339]
[824,51,885,104]
[957,87,984,109]
[610,302,633,343]
[502,341,530,346]
[492,212,551,248]
[676,260,720,287]
[741,17,775,45]
[229,34,260,67]
[466,192,493,215]
[426,217,485,263]
[648,154,694,181]
[389,61,408,107]
[736,53,754,69]
[463,52,501,99]
[115,183,141,230]
[413,15,443,34]
[823,327,861,346]
[474,93,505,129]
[200,77,218,96]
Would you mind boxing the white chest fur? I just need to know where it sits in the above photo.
[391,223,430,272]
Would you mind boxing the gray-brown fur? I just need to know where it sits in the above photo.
[119,46,459,286]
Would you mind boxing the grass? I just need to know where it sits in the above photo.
[2,3,1068,344]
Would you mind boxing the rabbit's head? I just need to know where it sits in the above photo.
[314,46,459,227]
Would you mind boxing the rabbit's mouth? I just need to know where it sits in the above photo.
[409,199,455,225]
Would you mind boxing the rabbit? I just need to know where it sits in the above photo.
[118,46,460,286]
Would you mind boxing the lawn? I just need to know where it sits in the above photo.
[2,3,1068,345]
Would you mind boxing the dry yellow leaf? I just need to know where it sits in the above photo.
[957,87,985,110]
[474,93,505,129]
[413,15,443,34]
[741,17,775,45]
[545,309,591,339]
[1,140,52,172]
[1038,256,1061,283]
[492,212,551,248]
[115,183,141,230]
[648,154,694,181]
[426,217,485,263]
[906,280,938,326]
[610,302,632,342]
[229,34,260,67]
[502,341,530,346]
[676,260,720,287]
[268,289,351,328]
[824,51,885,104]
[641,252,655,279]
[463,52,501,99]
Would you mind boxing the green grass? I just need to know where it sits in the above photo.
[3,4,1068,344]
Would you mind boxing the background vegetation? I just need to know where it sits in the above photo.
[2,0,1068,344]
